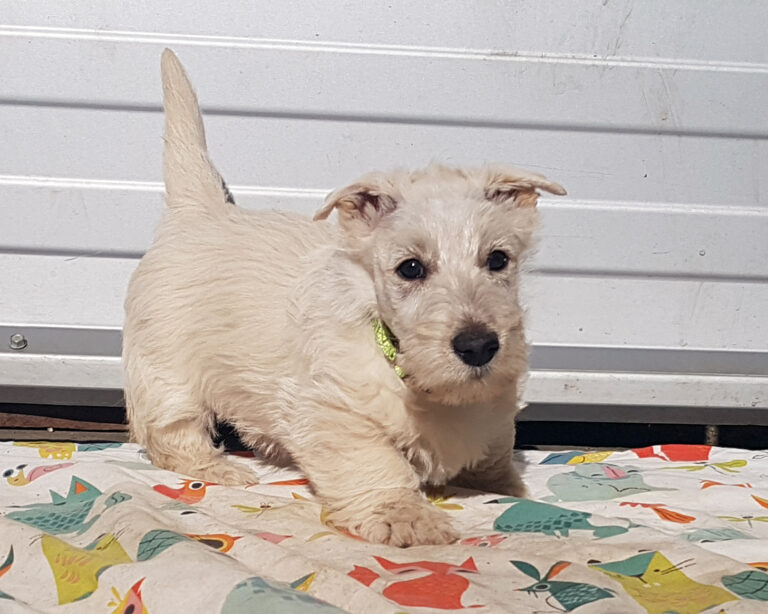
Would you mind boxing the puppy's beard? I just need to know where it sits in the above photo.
[396,323,526,406]
[400,353,520,407]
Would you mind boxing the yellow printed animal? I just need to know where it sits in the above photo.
[41,533,131,604]
[591,551,737,614]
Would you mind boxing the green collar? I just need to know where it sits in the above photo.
[373,319,405,379]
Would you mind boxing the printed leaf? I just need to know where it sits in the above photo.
[510,560,540,580]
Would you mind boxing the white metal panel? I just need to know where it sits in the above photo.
[1,1,766,412]
[2,183,767,281]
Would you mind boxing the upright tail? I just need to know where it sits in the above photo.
[160,49,233,211]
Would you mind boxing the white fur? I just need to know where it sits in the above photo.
[123,49,566,546]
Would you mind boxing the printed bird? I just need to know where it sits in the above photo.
[460,534,508,547]
[108,578,148,614]
[0,546,13,600]
[7,476,103,534]
[153,479,215,504]
[0,546,13,579]
[511,560,615,612]
[186,533,242,553]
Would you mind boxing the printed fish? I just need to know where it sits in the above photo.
[41,533,131,604]
[491,498,633,539]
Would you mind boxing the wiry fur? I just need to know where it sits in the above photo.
[123,50,566,546]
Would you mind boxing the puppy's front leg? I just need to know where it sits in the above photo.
[290,412,458,547]
[451,445,527,497]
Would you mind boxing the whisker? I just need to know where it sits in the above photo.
[660,561,696,575]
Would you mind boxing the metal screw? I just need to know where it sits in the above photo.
[9,333,28,351]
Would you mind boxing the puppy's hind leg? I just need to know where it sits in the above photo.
[127,382,258,486]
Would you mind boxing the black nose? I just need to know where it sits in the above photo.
[451,327,499,367]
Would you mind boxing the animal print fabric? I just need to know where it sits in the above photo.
[1,441,767,613]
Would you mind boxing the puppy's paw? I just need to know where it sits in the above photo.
[495,474,528,498]
[193,459,260,486]
[352,492,459,547]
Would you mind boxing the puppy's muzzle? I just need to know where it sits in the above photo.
[451,326,499,367]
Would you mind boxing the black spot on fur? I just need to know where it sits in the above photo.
[221,178,236,204]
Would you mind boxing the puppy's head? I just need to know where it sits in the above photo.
[315,164,565,405]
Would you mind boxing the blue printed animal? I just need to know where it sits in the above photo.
[490,498,634,538]
[6,476,130,534]
[546,463,672,501]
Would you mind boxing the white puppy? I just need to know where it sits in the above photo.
[123,50,566,546]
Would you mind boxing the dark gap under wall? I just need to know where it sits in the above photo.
[0,403,126,431]
[718,425,768,450]
[515,421,707,449]
[0,403,766,450]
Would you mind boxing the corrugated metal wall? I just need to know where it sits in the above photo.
[1,1,766,415]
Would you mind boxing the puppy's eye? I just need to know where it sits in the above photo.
[396,258,427,280]
[487,250,509,272]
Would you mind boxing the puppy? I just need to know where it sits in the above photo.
[123,50,566,546]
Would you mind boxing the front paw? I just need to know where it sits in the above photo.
[495,472,528,498]
[337,489,459,547]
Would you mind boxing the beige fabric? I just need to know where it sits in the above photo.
[1,441,766,613]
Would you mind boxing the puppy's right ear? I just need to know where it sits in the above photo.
[313,173,400,233]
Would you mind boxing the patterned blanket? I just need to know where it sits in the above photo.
[1,441,767,613]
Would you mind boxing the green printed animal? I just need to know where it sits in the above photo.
[137,529,192,561]
[221,576,345,613]
[511,560,615,612]
[6,476,130,534]
[722,569,768,601]
[682,527,753,543]
[491,498,634,538]
[547,463,673,501]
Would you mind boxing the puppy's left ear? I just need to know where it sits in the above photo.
[484,166,566,209]
[313,172,400,233]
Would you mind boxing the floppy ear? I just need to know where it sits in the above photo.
[484,165,566,209]
[313,173,400,233]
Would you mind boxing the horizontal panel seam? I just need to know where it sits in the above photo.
[3,25,768,74]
